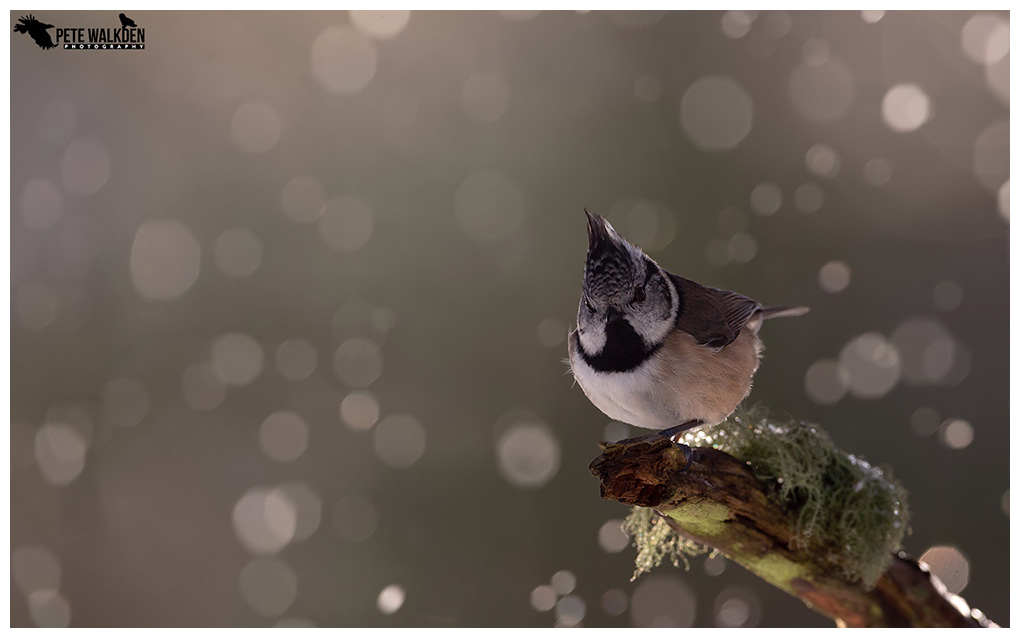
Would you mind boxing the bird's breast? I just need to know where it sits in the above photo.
[569,327,763,429]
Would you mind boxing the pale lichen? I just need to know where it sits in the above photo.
[625,406,910,587]
[622,506,707,580]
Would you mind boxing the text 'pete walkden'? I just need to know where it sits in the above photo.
[57,27,145,50]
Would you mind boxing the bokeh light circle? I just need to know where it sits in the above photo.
[350,10,410,40]
[214,228,263,278]
[882,84,932,133]
[19,179,64,230]
[318,196,375,253]
[496,419,561,488]
[259,411,310,462]
[12,546,61,595]
[333,337,383,388]
[231,101,281,154]
[555,594,586,627]
[973,119,1009,193]
[598,519,629,553]
[551,570,576,595]
[794,183,824,213]
[960,14,1009,66]
[750,183,782,215]
[212,333,265,386]
[373,414,426,468]
[462,73,510,122]
[181,363,227,410]
[634,75,662,102]
[804,359,847,405]
[890,316,964,386]
[818,260,851,293]
[920,545,970,594]
[233,487,298,555]
[340,390,380,430]
[805,144,841,178]
[630,575,696,627]
[531,585,556,612]
[28,589,71,628]
[864,158,893,186]
[130,220,201,301]
[238,557,298,617]
[714,586,760,627]
[281,176,326,224]
[680,76,753,151]
[311,26,377,94]
[34,423,87,486]
[839,333,901,399]
[720,11,753,39]
[601,589,628,616]
[61,137,111,195]
[940,419,974,450]
[377,584,406,614]
[537,317,567,348]
[275,339,318,381]
[788,58,854,122]
[275,481,323,542]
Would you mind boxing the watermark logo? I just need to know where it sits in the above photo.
[13,14,56,50]
[13,13,146,51]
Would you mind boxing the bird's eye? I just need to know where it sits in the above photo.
[633,287,646,303]
[583,298,595,313]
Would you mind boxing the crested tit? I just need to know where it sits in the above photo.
[568,210,808,438]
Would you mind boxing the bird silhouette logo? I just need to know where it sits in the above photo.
[118,13,137,28]
[13,14,55,50]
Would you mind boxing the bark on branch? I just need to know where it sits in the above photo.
[589,434,996,628]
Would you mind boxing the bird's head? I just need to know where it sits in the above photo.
[576,209,678,355]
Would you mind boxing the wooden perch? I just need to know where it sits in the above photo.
[590,434,997,628]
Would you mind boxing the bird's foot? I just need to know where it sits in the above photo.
[658,420,701,468]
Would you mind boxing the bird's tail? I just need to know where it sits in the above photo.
[14,23,27,34]
[760,305,810,320]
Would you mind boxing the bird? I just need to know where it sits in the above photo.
[568,209,808,439]
[14,15,55,50]
[119,13,137,28]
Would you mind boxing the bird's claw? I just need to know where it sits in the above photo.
[666,438,694,468]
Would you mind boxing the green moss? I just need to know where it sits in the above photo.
[666,501,731,539]
[740,552,810,590]
[680,406,910,586]
[624,406,910,587]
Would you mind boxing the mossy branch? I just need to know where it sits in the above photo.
[589,416,997,628]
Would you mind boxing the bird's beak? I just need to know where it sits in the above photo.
[585,208,611,252]
[606,306,624,324]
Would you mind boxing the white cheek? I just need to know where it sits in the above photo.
[578,324,606,354]
[630,313,672,345]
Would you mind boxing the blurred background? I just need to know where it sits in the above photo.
[9,10,1009,628]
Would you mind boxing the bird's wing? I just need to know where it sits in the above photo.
[670,274,761,348]
[31,30,55,48]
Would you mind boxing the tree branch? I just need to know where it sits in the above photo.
[589,433,997,628]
